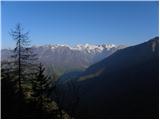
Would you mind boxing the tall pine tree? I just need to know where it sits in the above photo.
[10,23,37,94]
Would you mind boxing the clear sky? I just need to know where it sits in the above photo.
[2,1,159,49]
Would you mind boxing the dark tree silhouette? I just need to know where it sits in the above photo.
[10,23,30,93]
[2,23,69,118]
[31,63,52,109]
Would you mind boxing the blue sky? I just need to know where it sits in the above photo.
[2,1,159,49]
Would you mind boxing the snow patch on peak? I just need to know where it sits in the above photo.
[31,43,118,53]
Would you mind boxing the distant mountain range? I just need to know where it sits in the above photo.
[56,37,159,118]
[1,37,159,118]
[1,44,126,76]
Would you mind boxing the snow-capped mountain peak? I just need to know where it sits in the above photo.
[1,43,126,75]
[32,43,117,52]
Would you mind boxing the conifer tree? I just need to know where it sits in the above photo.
[32,63,52,108]
[10,23,37,93]
[10,23,29,93]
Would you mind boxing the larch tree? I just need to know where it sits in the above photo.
[10,23,37,94]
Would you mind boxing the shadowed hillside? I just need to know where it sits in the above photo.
[57,37,159,119]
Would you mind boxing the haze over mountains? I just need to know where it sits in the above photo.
[1,43,126,75]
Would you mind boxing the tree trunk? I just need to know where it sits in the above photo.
[18,35,22,93]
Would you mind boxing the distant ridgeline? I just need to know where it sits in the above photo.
[1,37,159,118]
[1,44,126,77]
[55,37,159,119]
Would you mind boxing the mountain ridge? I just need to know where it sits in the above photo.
[57,36,159,118]
[1,43,126,76]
